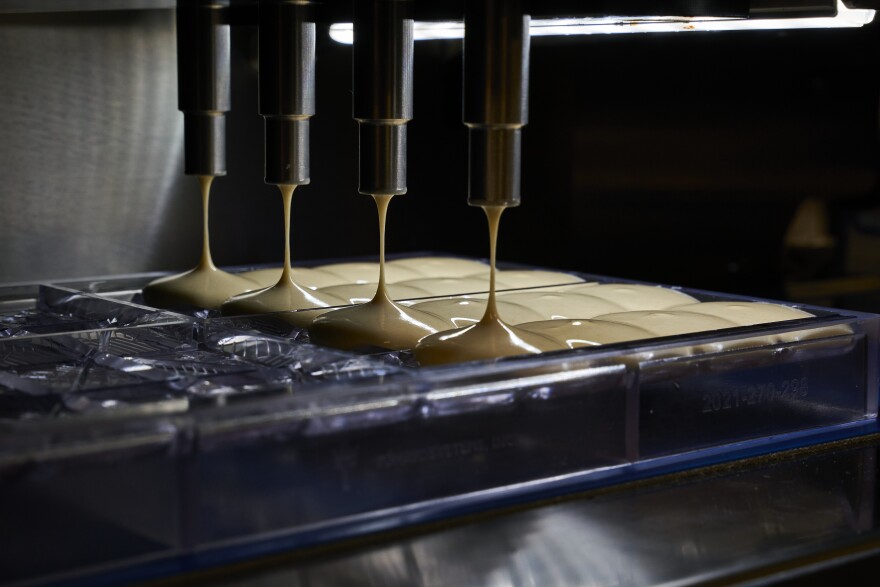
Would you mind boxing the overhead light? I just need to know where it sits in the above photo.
[328,0,874,44]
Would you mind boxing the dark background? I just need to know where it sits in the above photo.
[1,8,878,310]
[211,22,880,308]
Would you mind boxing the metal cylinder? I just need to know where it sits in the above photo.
[468,127,522,207]
[264,118,310,186]
[353,0,414,196]
[463,0,530,207]
[176,0,231,177]
[358,123,407,196]
[259,0,315,185]
[183,113,226,177]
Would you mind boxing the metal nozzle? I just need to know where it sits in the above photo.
[467,127,522,207]
[463,0,530,207]
[264,117,310,185]
[358,122,408,196]
[353,0,414,196]
[177,0,231,177]
[259,0,315,185]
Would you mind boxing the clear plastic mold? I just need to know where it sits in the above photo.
[0,256,877,585]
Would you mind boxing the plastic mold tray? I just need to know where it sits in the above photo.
[1,258,878,586]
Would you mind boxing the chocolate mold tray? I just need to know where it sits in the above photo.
[0,256,877,586]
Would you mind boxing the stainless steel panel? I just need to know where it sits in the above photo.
[0,10,197,282]
[0,0,175,14]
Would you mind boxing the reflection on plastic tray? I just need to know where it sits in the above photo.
[0,258,877,586]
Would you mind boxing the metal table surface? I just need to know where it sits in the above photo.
[150,433,880,587]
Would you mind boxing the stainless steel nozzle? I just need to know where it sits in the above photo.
[259,0,315,185]
[353,0,414,196]
[463,0,530,207]
[177,0,231,177]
